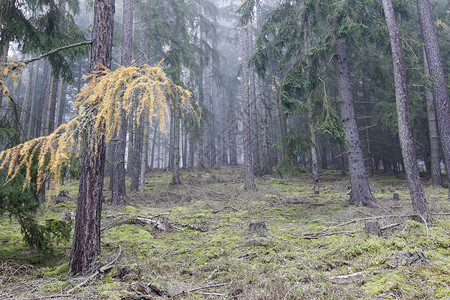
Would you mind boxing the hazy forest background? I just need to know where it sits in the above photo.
[0,0,449,299]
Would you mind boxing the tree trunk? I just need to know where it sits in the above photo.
[0,32,9,111]
[228,89,238,165]
[242,25,255,191]
[20,63,34,142]
[27,61,39,139]
[417,0,450,188]
[172,103,181,184]
[382,0,432,224]
[140,120,149,195]
[150,124,158,169]
[35,59,50,138]
[424,47,442,187]
[130,115,143,192]
[48,75,60,134]
[335,41,379,207]
[70,0,115,275]
[308,97,320,183]
[56,82,67,127]
[112,0,132,204]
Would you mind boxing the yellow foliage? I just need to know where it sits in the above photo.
[0,62,199,200]
[0,59,26,105]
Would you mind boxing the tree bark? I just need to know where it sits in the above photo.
[424,47,442,187]
[335,40,379,207]
[112,0,132,204]
[131,115,144,191]
[172,103,181,184]
[140,120,149,195]
[20,63,34,142]
[56,82,67,127]
[417,0,450,189]
[27,60,39,139]
[48,75,60,134]
[242,25,255,191]
[35,59,50,138]
[382,0,432,224]
[228,89,238,165]
[70,0,115,275]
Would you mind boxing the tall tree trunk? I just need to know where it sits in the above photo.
[382,0,432,223]
[70,0,115,275]
[335,40,379,207]
[417,0,450,190]
[56,82,67,127]
[228,89,238,165]
[424,47,442,187]
[20,63,34,142]
[27,60,39,139]
[308,100,320,183]
[112,0,132,204]
[172,103,181,184]
[242,24,255,191]
[35,59,50,138]
[140,120,149,195]
[48,75,60,134]
[130,115,143,192]
[150,124,158,169]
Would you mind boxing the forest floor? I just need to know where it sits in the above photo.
[0,166,449,299]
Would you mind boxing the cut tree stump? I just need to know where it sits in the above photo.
[393,193,400,200]
[389,251,429,268]
[247,222,269,237]
[365,221,382,237]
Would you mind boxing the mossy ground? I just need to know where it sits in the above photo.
[1,167,449,299]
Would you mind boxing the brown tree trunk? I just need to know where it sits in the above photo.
[382,0,432,223]
[112,0,132,204]
[35,59,50,138]
[335,41,379,207]
[424,47,442,187]
[242,25,255,191]
[172,103,181,184]
[417,0,450,189]
[69,0,115,275]
[47,75,60,134]
[20,63,34,142]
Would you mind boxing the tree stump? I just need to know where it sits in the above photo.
[156,217,170,232]
[365,221,382,237]
[247,222,269,237]
[393,193,400,200]
[58,190,72,198]
[389,251,429,268]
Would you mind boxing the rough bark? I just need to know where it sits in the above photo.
[382,0,432,224]
[242,25,255,191]
[111,0,132,204]
[308,97,320,183]
[424,47,442,187]
[417,0,450,188]
[69,0,115,275]
[335,41,379,207]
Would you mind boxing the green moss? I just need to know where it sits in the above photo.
[123,206,138,214]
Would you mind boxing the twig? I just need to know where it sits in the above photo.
[172,282,229,298]
[299,231,356,239]
[66,245,121,294]
[199,292,226,296]
[329,271,365,280]
[380,223,400,231]
[237,252,257,258]
[18,295,73,300]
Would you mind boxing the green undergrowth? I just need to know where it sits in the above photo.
[1,167,449,299]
